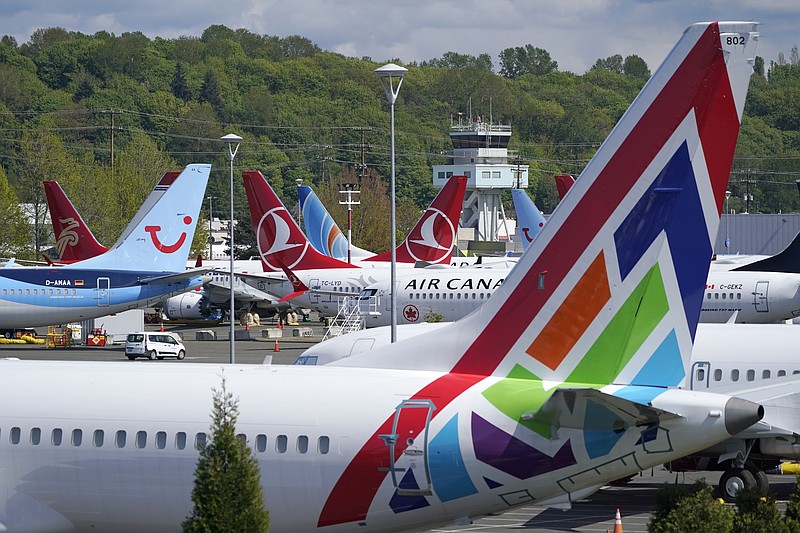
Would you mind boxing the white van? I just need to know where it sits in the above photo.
[125,332,186,360]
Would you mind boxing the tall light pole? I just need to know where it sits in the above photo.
[374,63,407,343]
[206,196,214,260]
[221,133,242,363]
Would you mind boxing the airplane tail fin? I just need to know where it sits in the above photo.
[554,174,575,201]
[363,175,467,265]
[511,189,547,250]
[297,185,374,261]
[345,22,759,388]
[732,231,800,273]
[43,180,109,263]
[242,171,354,271]
[64,164,211,272]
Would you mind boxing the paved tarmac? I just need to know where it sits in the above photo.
[4,318,798,532]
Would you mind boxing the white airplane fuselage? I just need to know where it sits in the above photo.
[356,269,800,327]
[0,360,748,533]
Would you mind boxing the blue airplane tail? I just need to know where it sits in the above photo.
[511,189,547,250]
[297,185,373,261]
[64,164,211,273]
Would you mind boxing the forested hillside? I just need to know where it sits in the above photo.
[0,26,797,260]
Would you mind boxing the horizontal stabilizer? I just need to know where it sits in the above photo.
[522,388,682,432]
[732,231,800,273]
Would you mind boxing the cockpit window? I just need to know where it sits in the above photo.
[293,355,318,365]
[359,289,378,300]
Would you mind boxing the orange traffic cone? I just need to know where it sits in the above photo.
[612,508,623,533]
[273,339,280,352]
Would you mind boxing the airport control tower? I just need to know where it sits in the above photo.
[432,119,528,248]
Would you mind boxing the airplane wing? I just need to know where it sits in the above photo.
[138,267,211,285]
[522,388,682,437]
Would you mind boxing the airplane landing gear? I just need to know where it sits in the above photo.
[718,461,769,502]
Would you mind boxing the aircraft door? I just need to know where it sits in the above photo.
[378,399,436,496]
[753,281,769,312]
[690,361,711,390]
[309,278,320,303]
[96,277,110,307]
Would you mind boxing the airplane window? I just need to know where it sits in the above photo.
[729,293,734,299]
[156,431,167,449]
[449,294,453,299]
[737,293,741,299]
[93,430,104,447]
[714,293,719,299]
[136,431,147,449]
[746,369,755,381]
[457,293,461,299]
[52,428,62,446]
[435,293,440,299]
[429,293,433,300]
[175,432,186,450]
[237,433,247,445]
[116,430,127,448]
[56,289,61,295]
[422,294,426,300]
[706,293,711,299]
[33,289,37,295]
[25,289,30,295]
[10,427,20,444]
[297,435,309,454]
[480,293,485,299]
[195,433,207,450]
[1,289,5,295]
[794,370,800,375]
[721,293,726,300]
[714,369,722,381]
[779,370,787,377]
[72,289,76,295]
[731,369,739,382]
[696,369,705,382]
[472,293,476,299]
[276,435,288,453]
[763,370,771,379]
[318,436,330,455]
[256,434,267,452]
[49,289,53,295]
[30,427,41,445]
[72,429,83,446]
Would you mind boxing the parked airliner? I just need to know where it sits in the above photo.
[0,164,211,328]
[0,22,764,533]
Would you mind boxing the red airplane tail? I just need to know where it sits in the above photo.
[242,170,354,271]
[43,180,109,263]
[364,175,467,265]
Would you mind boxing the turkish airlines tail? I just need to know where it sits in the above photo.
[242,170,354,271]
[363,174,467,265]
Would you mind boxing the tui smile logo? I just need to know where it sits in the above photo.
[145,216,192,253]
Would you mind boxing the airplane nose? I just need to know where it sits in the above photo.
[724,397,764,436]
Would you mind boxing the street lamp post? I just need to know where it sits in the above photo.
[374,63,406,343]
[339,183,360,264]
[206,196,214,260]
[221,133,242,364]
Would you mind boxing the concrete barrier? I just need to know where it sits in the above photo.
[262,328,283,339]
[195,330,216,341]
[234,329,252,340]
[292,327,314,337]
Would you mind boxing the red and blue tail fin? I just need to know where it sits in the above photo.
[363,175,467,265]
[242,170,354,271]
[43,180,108,263]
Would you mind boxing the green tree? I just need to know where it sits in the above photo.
[183,376,269,532]
[591,54,624,74]
[0,164,31,257]
[499,45,558,79]
[623,54,651,80]
[732,486,788,533]
[649,482,735,533]
[172,62,192,101]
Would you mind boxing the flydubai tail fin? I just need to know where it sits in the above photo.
[345,23,759,391]
[297,185,374,261]
[511,189,547,250]
[43,180,108,263]
[363,175,467,265]
[242,171,354,271]
[64,164,211,272]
